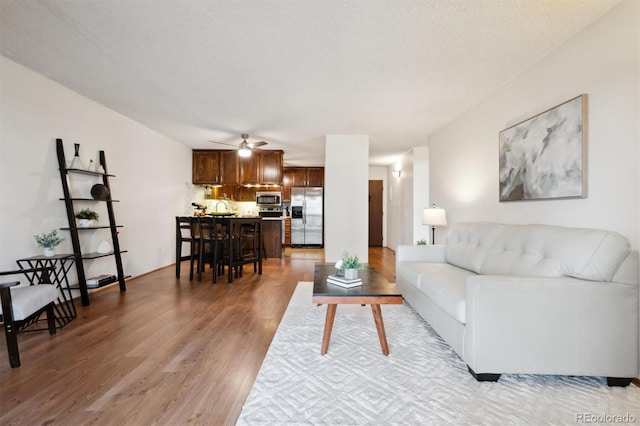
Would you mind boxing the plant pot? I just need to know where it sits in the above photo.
[43,248,55,257]
[344,268,359,279]
[78,219,93,228]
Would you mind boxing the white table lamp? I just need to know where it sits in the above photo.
[422,204,447,245]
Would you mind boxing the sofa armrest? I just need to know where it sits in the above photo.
[396,245,446,263]
[464,275,639,377]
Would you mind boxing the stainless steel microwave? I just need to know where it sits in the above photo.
[256,192,282,206]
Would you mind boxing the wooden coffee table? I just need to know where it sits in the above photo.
[312,263,402,356]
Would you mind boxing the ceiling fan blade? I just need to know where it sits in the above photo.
[208,140,238,148]
[248,141,268,149]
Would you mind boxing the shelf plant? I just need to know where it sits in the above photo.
[34,230,64,257]
[75,208,99,228]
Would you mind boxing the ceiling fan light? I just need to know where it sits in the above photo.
[238,146,252,157]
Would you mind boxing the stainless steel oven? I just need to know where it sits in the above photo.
[256,191,282,207]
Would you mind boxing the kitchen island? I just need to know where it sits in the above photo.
[177,215,263,283]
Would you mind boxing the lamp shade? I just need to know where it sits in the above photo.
[422,207,447,226]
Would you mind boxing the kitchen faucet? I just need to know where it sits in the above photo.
[215,200,229,212]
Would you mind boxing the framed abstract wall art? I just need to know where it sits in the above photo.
[499,94,588,202]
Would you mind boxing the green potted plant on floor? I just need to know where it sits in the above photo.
[75,208,99,228]
[34,229,64,257]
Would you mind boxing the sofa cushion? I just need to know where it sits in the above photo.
[396,262,436,290]
[479,224,630,282]
[418,263,476,324]
[446,222,503,274]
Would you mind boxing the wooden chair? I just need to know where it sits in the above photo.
[0,267,58,368]
[175,216,201,280]
[198,216,232,283]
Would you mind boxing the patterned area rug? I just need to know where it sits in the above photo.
[237,282,640,425]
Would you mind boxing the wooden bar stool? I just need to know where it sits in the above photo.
[175,216,200,280]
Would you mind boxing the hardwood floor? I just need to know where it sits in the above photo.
[0,247,396,426]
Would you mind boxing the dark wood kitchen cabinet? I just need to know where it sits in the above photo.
[282,169,292,202]
[306,167,324,187]
[219,150,239,184]
[286,167,323,187]
[237,186,257,202]
[260,150,283,184]
[192,149,282,187]
[287,168,308,187]
[192,150,220,184]
[262,219,283,258]
[282,167,324,202]
[239,155,259,184]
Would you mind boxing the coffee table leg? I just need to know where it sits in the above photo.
[321,304,337,355]
[371,304,389,356]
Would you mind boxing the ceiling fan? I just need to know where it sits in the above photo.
[208,133,268,157]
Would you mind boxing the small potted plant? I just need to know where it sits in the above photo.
[416,239,427,245]
[34,229,64,257]
[75,208,99,228]
[336,255,363,279]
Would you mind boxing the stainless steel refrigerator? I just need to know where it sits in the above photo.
[291,187,323,247]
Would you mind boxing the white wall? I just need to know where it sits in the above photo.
[325,135,369,263]
[429,0,639,249]
[368,166,388,247]
[412,147,431,244]
[387,150,416,249]
[0,56,192,280]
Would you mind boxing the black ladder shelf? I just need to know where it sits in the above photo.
[56,138,127,306]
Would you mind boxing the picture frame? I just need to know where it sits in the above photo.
[498,94,588,202]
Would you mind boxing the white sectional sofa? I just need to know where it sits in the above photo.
[396,222,639,386]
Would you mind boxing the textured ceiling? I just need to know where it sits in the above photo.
[0,0,621,166]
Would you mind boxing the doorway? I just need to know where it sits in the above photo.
[369,180,383,247]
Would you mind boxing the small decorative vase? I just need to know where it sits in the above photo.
[96,164,105,174]
[79,219,93,228]
[43,248,55,257]
[70,143,84,169]
[344,269,358,279]
[87,159,96,172]
[97,240,112,254]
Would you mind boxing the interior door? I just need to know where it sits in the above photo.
[369,180,383,247]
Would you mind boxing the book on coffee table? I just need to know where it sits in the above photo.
[327,274,363,288]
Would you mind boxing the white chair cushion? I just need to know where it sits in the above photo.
[0,284,57,321]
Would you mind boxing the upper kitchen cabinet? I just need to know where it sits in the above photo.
[306,167,324,187]
[286,167,324,187]
[193,149,283,186]
[260,150,283,184]
[238,155,259,184]
[282,166,324,202]
[219,150,239,184]
[239,150,283,185]
[282,169,292,202]
[287,168,308,187]
[192,150,220,184]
